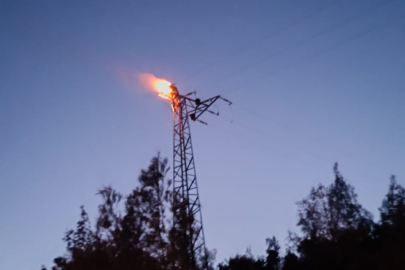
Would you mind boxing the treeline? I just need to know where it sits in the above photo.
[218,164,405,270]
[43,156,405,270]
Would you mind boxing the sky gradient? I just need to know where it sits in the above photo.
[1,1,405,269]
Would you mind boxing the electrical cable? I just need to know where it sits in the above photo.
[202,0,396,96]
[185,0,340,81]
[220,10,404,98]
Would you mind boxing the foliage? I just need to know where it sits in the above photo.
[43,159,405,270]
[45,154,196,270]
[218,164,405,270]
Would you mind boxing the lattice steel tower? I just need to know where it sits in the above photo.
[169,84,223,270]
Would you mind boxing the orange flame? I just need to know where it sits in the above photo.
[155,79,172,99]
[139,73,173,100]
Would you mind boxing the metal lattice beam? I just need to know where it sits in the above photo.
[171,85,220,270]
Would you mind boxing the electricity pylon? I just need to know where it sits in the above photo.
[169,84,225,270]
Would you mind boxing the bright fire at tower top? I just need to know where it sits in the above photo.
[153,78,175,100]
[142,73,231,270]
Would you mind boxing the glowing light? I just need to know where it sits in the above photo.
[154,79,172,97]
[158,93,171,100]
[138,73,173,100]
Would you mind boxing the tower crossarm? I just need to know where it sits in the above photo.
[181,95,220,122]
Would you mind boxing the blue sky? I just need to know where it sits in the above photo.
[1,0,405,269]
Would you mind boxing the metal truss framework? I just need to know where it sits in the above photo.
[171,86,220,270]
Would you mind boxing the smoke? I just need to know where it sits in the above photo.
[138,73,158,91]
[114,67,170,97]
[114,65,142,93]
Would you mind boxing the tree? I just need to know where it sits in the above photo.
[44,159,405,270]
[128,154,171,260]
[297,163,373,241]
[374,175,405,270]
[379,175,405,227]
[167,186,199,269]
[265,236,280,270]
[294,163,375,270]
[45,154,172,270]
[95,186,122,241]
[218,237,281,270]
[218,250,266,270]
[281,252,299,270]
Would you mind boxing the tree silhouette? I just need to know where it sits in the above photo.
[293,163,375,270]
[281,252,299,270]
[43,160,405,270]
[44,154,172,270]
[218,251,266,270]
[265,236,280,270]
[218,164,405,270]
[296,163,373,242]
[374,175,405,269]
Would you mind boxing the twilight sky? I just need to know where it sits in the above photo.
[1,1,405,269]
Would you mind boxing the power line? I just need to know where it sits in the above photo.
[217,3,402,96]
[208,102,398,179]
[200,1,395,97]
[185,0,340,81]
[212,111,335,167]
[178,2,403,178]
